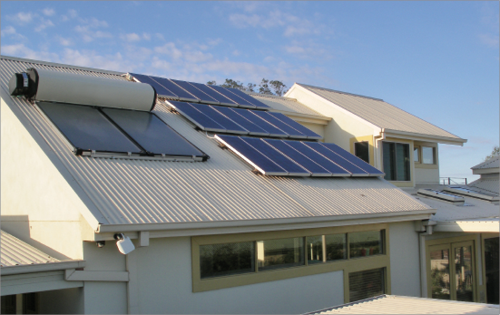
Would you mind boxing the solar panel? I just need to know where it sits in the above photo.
[234,109,288,137]
[242,137,310,176]
[320,142,384,176]
[215,134,288,176]
[38,102,142,155]
[250,111,307,139]
[168,101,225,132]
[129,73,178,98]
[263,139,331,177]
[101,108,207,158]
[191,104,248,135]
[268,112,323,140]
[193,83,239,106]
[150,76,199,102]
[303,142,368,176]
[284,141,351,176]
[207,85,256,109]
[170,79,219,105]
[224,88,271,110]
[211,106,269,136]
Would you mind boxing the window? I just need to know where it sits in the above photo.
[383,142,410,181]
[430,247,451,299]
[349,268,385,302]
[422,146,436,164]
[192,226,388,293]
[414,147,420,163]
[484,237,499,304]
[354,142,369,163]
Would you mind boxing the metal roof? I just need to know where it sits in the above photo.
[1,230,60,267]
[471,156,499,171]
[306,295,499,314]
[0,56,433,231]
[297,83,466,143]
[403,185,499,223]
[467,178,499,195]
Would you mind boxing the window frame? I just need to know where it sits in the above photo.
[191,223,390,298]
[422,146,436,165]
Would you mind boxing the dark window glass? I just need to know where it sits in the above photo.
[257,237,304,271]
[325,233,346,261]
[383,142,410,181]
[455,246,474,302]
[1,295,16,314]
[349,268,385,302]
[354,142,369,163]
[200,242,254,278]
[306,236,323,264]
[485,237,499,304]
[349,230,383,258]
[430,248,451,300]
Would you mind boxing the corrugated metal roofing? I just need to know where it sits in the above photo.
[307,295,499,314]
[246,92,328,118]
[471,156,499,170]
[404,185,499,222]
[298,83,465,141]
[468,179,499,195]
[1,230,60,267]
[0,56,432,228]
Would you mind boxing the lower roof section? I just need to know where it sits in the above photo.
[306,294,499,315]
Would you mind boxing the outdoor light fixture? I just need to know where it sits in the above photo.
[96,241,105,248]
[114,233,135,255]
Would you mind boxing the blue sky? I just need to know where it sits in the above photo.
[1,1,498,182]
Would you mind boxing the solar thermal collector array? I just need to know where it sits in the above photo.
[215,134,384,177]
[128,73,270,110]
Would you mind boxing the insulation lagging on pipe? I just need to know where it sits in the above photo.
[9,68,157,112]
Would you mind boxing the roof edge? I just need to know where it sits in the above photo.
[1,260,86,276]
[383,128,467,145]
[296,83,384,101]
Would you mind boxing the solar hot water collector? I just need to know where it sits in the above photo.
[9,68,208,161]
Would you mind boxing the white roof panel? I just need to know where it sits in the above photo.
[1,230,59,267]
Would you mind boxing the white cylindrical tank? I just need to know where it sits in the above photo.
[10,68,156,111]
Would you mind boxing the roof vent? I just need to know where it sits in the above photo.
[9,68,157,112]
[417,189,465,205]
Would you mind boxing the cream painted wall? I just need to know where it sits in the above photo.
[130,236,344,314]
[1,98,90,259]
[287,87,379,150]
[299,122,325,140]
[414,167,440,185]
[389,221,421,297]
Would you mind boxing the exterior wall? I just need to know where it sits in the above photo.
[38,288,84,314]
[414,167,440,185]
[389,221,421,297]
[130,236,344,314]
[299,121,325,140]
[1,98,89,260]
[286,87,379,150]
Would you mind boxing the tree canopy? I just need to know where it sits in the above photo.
[485,146,500,161]
[207,78,288,96]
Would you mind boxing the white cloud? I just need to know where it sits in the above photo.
[35,18,55,32]
[142,33,151,41]
[122,33,141,42]
[155,33,165,41]
[75,25,112,42]
[233,50,241,56]
[42,8,55,16]
[1,26,17,36]
[479,33,499,48]
[154,42,183,59]
[0,43,59,62]
[12,12,34,24]
[57,36,73,46]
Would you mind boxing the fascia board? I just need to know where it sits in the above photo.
[472,168,499,175]
[1,88,108,230]
[1,260,85,276]
[292,84,382,132]
[433,221,500,233]
[92,210,436,240]
[383,129,467,145]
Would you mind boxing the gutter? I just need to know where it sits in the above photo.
[1,260,85,276]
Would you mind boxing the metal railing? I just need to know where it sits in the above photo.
[439,177,468,186]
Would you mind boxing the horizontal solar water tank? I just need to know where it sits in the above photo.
[10,68,156,111]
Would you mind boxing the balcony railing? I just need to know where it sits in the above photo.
[439,177,468,186]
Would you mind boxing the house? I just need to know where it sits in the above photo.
[0,54,483,314]
[276,83,498,305]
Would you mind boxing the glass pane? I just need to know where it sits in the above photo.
[422,147,435,164]
[200,242,254,278]
[354,142,369,163]
[325,233,346,261]
[414,147,420,162]
[349,268,385,302]
[383,142,395,180]
[306,236,323,264]
[430,248,451,299]
[349,230,383,258]
[257,237,304,271]
[455,246,474,302]
[484,237,499,304]
[395,143,410,181]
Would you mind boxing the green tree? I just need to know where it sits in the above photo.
[258,78,273,95]
[221,79,245,90]
[269,80,287,96]
[485,146,500,161]
[207,80,216,86]
[206,78,288,96]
